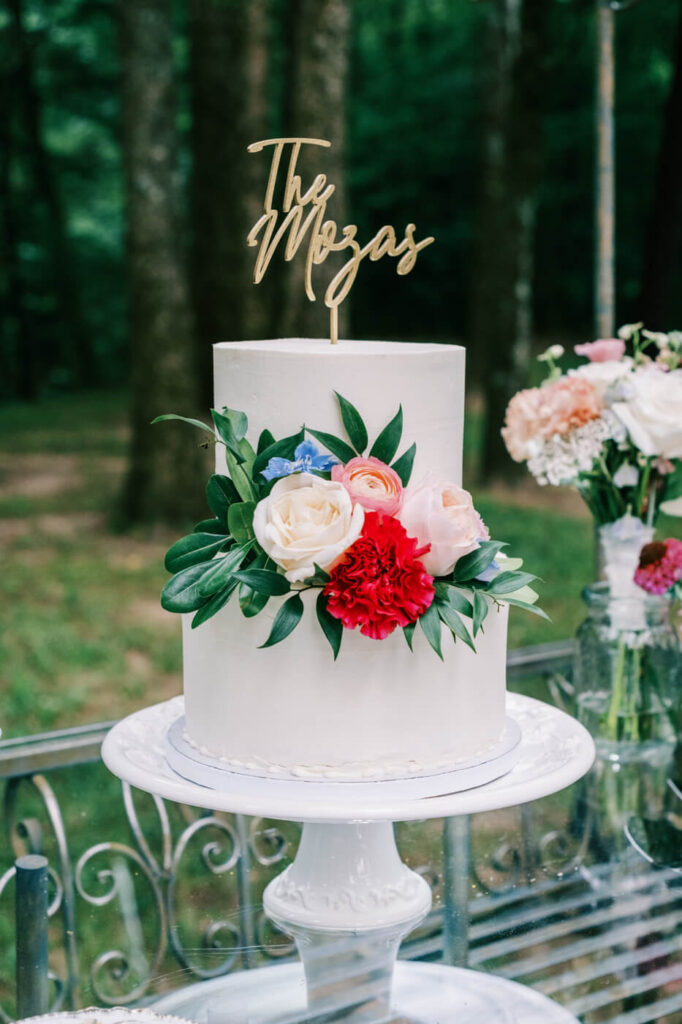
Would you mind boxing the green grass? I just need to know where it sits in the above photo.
[0,390,129,455]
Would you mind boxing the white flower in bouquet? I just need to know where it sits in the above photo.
[612,463,639,488]
[569,356,633,398]
[527,411,625,486]
[611,367,682,459]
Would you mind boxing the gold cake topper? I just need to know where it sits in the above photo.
[247,138,435,344]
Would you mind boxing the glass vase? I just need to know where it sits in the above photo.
[575,582,681,766]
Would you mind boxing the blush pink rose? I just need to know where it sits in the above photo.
[574,338,626,362]
[502,377,602,461]
[332,456,403,515]
[398,473,489,577]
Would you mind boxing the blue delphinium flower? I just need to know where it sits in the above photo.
[476,559,500,583]
[262,440,339,481]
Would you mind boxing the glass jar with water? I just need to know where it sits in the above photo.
[575,582,681,765]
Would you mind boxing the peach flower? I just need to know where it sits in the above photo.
[574,338,626,362]
[398,474,489,577]
[502,377,602,462]
[332,456,403,515]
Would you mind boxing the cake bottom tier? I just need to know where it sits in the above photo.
[182,594,508,781]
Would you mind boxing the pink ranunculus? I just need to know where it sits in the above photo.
[331,456,403,515]
[574,338,626,362]
[398,473,489,577]
[502,376,602,462]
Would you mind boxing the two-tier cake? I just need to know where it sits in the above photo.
[175,338,513,779]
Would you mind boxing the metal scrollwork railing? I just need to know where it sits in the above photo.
[0,642,589,1015]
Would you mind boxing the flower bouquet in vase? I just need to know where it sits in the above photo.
[502,325,682,761]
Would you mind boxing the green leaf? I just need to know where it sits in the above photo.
[161,563,215,613]
[370,405,403,464]
[452,541,507,583]
[306,429,357,465]
[437,601,476,651]
[193,518,228,535]
[434,582,473,619]
[206,474,240,522]
[164,532,230,573]
[486,571,538,596]
[220,406,248,441]
[419,603,443,660]
[473,590,489,636]
[663,463,682,502]
[196,540,256,598]
[316,592,343,660]
[252,429,305,480]
[403,622,416,651]
[228,501,256,544]
[391,443,417,486]
[232,568,291,595]
[151,413,215,437]
[303,563,331,586]
[259,593,304,648]
[334,392,368,453]
[503,598,551,621]
[211,408,247,462]
[239,581,270,618]
[257,428,276,455]
[225,449,256,501]
[191,578,240,628]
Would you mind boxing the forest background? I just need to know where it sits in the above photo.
[2,0,682,736]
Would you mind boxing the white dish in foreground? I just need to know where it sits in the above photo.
[102,693,595,823]
[152,960,580,1023]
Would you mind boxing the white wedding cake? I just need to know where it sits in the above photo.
[181,339,509,779]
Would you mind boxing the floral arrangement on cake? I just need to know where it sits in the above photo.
[156,394,544,657]
[501,324,682,527]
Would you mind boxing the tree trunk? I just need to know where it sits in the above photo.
[639,0,682,328]
[120,0,205,526]
[8,0,95,388]
[278,0,351,340]
[189,0,269,405]
[0,46,37,400]
[471,0,546,481]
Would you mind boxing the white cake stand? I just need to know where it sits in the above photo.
[102,693,594,1023]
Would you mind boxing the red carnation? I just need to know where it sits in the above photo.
[323,511,435,640]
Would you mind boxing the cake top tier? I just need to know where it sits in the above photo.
[213,339,466,486]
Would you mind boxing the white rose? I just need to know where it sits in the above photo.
[611,367,682,458]
[569,357,633,397]
[253,473,364,583]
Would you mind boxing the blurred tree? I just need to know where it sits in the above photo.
[278,0,350,340]
[189,0,270,403]
[0,49,36,400]
[120,0,205,524]
[3,0,96,394]
[471,0,547,479]
[639,0,682,328]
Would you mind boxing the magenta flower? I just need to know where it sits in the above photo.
[634,538,682,595]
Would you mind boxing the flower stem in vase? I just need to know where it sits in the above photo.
[605,636,627,741]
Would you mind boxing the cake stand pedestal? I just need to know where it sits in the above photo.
[102,693,594,1023]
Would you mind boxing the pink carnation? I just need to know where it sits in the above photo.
[502,377,602,462]
[634,539,682,595]
[574,338,626,362]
